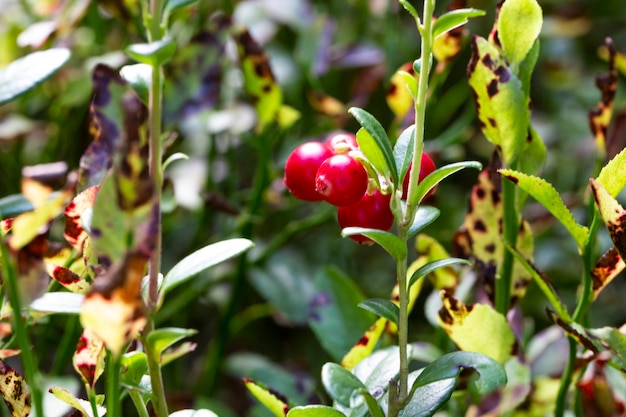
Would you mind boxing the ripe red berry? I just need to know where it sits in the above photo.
[325,133,359,154]
[337,190,394,244]
[315,154,368,206]
[284,141,333,201]
[401,152,437,199]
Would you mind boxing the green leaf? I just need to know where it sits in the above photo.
[503,242,571,321]
[596,146,626,198]
[287,405,346,417]
[433,8,486,39]
[146,327,197,360]
[410,351,507,395]
[120,351,148,388]
[358,298,400,325]
[360,390,385,417]
[125,39,177,66]
[29,292,84,315]
[399,377,456,417]
[341,227,406,260]
[0,48,71,105]
[407,205,440,238]
[350,107,398,184]
[393,125,415,186]
[408,258,471,289]
[162,152,190,172]
[169,410,219,417]
[321,362,366,407]
[497,0,543,65]
[164,0,198,14]
[162,238,254,295]
[119,63,151,104]
[499,169,589,251]
[0,194,33,218]
[243,378,289,417]
[414,161,482,204]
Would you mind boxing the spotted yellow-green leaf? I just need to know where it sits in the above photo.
[49,386,106,416]
[591,247,626,299]
[45,263,91,294]
[64,185,98,253]
[596,146,626,198]
[235,29,282,132]
[340,318,386,370]
[590,179,626,262]
[497,0,542,65]
[243,378,289,417]
[453,158,534,306]
[589,38,617,158]
[438,291,515,364]
[467,36,529,165]
[73,328,106,389]
[0,360,31,416]
[500,169,589,251]
[386,62,417,119]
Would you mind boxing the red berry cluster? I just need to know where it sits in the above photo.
[283,133,436,244]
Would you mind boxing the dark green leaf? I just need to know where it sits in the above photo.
[432,8,486,39]
[393,125,415,187]
[321,362,366,407]
[125,39,177,66]
[0,48,71,105]
[350,107,398,184]
[407,206,440,239]
[400,377,456,417]
[341,227,406,260]
[408,258,471,289]
[0,194,34,218]
[120,351,148,388]
[360,390,385,417]
[358,298,400,325]
[162,238,254,295]
[413,161,482,205]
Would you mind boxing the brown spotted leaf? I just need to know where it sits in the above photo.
[243,378,289,417]
[73,328,106,389]
[453,158,534,306]
[591,247,626,300]
[438,291,516,364]
[64,185,98,252]
[589,38,617,158]
[590,178,626,261]
[0,359,31,417]
[45,263,91,294]
[467,36,529,165]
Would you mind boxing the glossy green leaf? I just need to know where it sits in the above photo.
[125,39,177,66]
[287,405,346,417]
[497,0,543,65]
[399,377,456,417]
[162,238,254,295]
[393,125,415,186]
[358,298,400,325]
[244,378,289,417]
[341,227,406,260]
[119,63,151,104]
[355,128,393,184]
[120,351,148,388]
[29,292,84,315]
[499,169,588,251]
[408,258,471,289]
[162,152,190,172]
[413,161,482,205]
[361,390,385,417]
[321,362,366,407]
[0,48,71,105]
[0,194,33,218]
[49,386,105,416]
[596,146,626,198]
[503,242,571,321]
[433,8,486,39]
[350,107,398,184]
[407,205,440,238]
[146,327,197,360]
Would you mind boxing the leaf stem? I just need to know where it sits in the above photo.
[0,242,44,417]
[106,352,122,417]
[141,320,169,417]
[495,167,518,315]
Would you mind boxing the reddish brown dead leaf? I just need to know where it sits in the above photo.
[591,247,626,300]
[589,38,617,159]
[73,328,106,389]
[64,185,98,252]
[590,178,626,261]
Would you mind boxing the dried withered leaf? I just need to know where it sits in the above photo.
[73,328,106,389]
[589,38,617,159]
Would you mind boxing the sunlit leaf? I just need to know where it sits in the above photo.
[413,161,482,206]
[49,386,106,417]
[64,186,98,252]
[0,360,31,416]
[73,328,106,389]
[287,405,346,417]
[321,362,366,407]
[243,378,289,417]
[162,238,254,295]
[438,292,515,363]
[499,169,589,251]
[386,63,417,119]
[497,0,543,65]
[120,351,148,389]
[393,124,415,184]
[433,8,485,39]
[341,227,406,260]
[408,258,470,289]
[358,299,399,325]
[591,247,626,300]
[120,63,151,104]
[340,318,386,370]
[596,146,626,198]
[0,48,71,105]
[125,39,177,66]
[407,205,440,238]
[590,179,626,261]
[30,292,84,315]
[146,327,197,362]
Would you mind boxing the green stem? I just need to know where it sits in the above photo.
[141,320,169,417]
[0,242,44,417]
[88,386,102,417]
[396,230,410,403]
[129,390,151,417]
[554,337,577,417]
[106,352,122,417]
[495,168,518,315]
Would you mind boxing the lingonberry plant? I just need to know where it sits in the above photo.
[1,0,625,416]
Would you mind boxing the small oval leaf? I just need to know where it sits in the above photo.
[287,405,346,417]
[358,298,400,325]
[321,362,366,407]
[341,227,406,260]
[497,0,543,65]
[407,205,440,238]
[408,258,471,289]
[433,8,486,39]
[413,161,482,205]
[125,39,177,66]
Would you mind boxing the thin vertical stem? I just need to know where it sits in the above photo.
[396,231,410,402]
[495,171,518,315]
[106,352,122,417]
